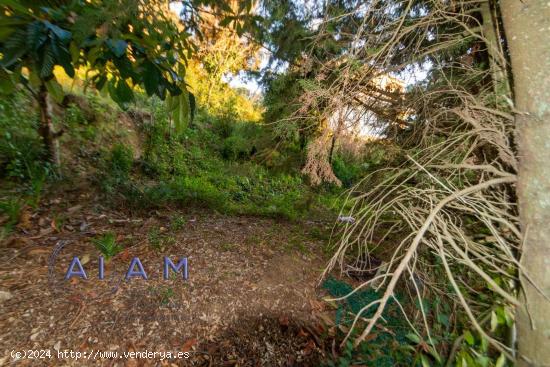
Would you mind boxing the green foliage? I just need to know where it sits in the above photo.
[0,93,46,181]
[149,285,175,305]
[91,232,123,260]
[322,277,417,367]
[83,88,343,220]
[221,133,254,161]
[0,0,196,142]
[332,155,363,188]
[147,227,176,252]
[107,144,133,178]
[0,197,22,238]
[170,215,186,231]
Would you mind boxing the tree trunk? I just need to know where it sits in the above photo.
[328,133,336,164]
[480,0,510,101]
[38,84,60,167]
[501,1,550,365]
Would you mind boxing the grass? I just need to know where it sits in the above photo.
[170,215,186,230]
[147,227,176,252]
[96,101,345,221]
[0,198,22,240]
[1,88,346,225]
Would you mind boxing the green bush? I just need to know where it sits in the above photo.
[173,176,230,211]
[0,93,45,181]
[107,144,134,177]
[332,155,363,187]
[222,135,253,160]
[212,114,235,139]
[0,198,22,236]
[93,93,342,221]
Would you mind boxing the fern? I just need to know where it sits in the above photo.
[91,232,123,260]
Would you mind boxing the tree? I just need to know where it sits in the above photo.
[501,1,550,365]
[300,0,528,364]
[0,0,198,166]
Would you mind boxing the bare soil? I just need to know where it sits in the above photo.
[0,186,336,366]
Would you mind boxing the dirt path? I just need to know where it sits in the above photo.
[0,192,334,366]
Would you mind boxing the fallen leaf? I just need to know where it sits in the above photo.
[29,227,54,239]
[81,254,91,265]
[67,205,82,214]
[5,237,29,249]
[51,219,59,232]
[303,339,315,355]
[26,248,50,257]
[17,209,33,230]
[121,248,130,261]
[182,338,197,352]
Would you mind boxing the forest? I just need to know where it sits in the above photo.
[0,0,548,366]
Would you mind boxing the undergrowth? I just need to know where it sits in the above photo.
[97,95,345,220]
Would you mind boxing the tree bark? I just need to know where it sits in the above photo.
[37,84,60,167]
[501,1,550,365]
[480,0,510,100]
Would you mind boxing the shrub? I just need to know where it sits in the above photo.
[107,144,134,178]
[0,93,45,181]
[173,176,230,211]
[222,135,253,160]
[0,198,22,237]
[332,155,362,187]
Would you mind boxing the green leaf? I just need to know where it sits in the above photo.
[45,78,64,103]
[87,46,102,66]
[69,41,79,63]
[476,356,490,367]
[480,336,488,353]
[463,331,474,346]
[426,345,442,363]
[95,75,107,90]
[437,313,449,327]
[165,93,177,111]
[420,354,431,367]
[39,43,55,79]
[495,354,506,367]
[27,21,47,52]
[50,38,74,77]
[44,21,71,42]
[168,89,190,134]
[219,17,233,27]
[490,311,498,331]
[0,28,27,67]
[107,39,128,58]
[406,333,421,344]
[115,78,134,105]
[112,55,135,80]
[142,61,160,96]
